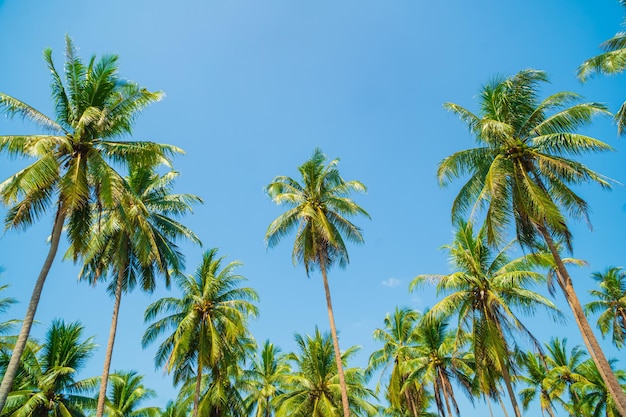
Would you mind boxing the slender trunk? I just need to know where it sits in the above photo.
[439,370,455,417]
[497,353,522,417]
[193,343,203,417]
[319,256,350,417]
[498,394,510,417]
[95,266,125,417]
[0,208,66,412]
[486,395,495,417]
[538,225,626,417]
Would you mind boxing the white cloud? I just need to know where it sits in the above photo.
[382,277,401,288]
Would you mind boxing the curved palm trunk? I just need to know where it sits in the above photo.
[319,256,350,417]
[538,225,626,417]
[0,208,65,412]
[95,267,125,417]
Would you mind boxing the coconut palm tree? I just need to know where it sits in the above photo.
[75,163,201,417]
[438,69,626,414]
[275,328,378,417]
[265,148,370,417]
[0,36,178,411]
[142,248,259,417]
[103,370,160,417]
[410,220,562,417]
[584,267,626,349]
[1,320,97,417]
[575,358,626,417]
[0,279,17,339]
[243,340,290,417]
[578,0,626,134]
[405,315,474,417]
[367,307,429,417]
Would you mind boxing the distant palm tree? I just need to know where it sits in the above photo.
[275,328,378,417]
[578,0,626,134]
[142,248,258,417]
[575,358,626,417]
[243,340,290,417]
[411,220,561,417]
[104,370,160,417]
[160,399,190,417]
[406,315,474,417]
[2,320,97,417]
[367,307,429,417]
[438,69,626,415]
[266,148,370,417]
[76,163,201,417]
[584,267,626,348]
[0,36,177,411]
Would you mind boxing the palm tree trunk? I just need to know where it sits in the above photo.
[95,266,125,417]
[0,207,65,413]
[319,256,351,417]
[497,354,522,417]
[498,394,510,417]
[193,347,203,417]
[538,224,626,416]
[438,370,455,417]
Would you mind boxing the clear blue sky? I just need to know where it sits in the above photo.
[0,1,625,415]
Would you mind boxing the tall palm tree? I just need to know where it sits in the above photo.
[142,248,259,417]
[275,328,378,417]
[437,69,626,414]
[1,320,97,417]
[367,307,429,417]
[103,370,161,417]
[243,340,290,417]
[265,148,370,417]
[405,315,474,417]
[75,163,201,417]
[0,36,177,411]
[584,267,626,349]
[410,220,562,417]
[578,0,626,134]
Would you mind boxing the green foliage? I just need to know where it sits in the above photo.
[585,267,626,348]
[439,69,611,251]
[265,147,369,274]
[275,328,378,417]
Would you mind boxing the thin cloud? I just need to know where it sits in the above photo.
[382,277,401,288]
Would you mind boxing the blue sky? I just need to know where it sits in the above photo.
[1,0,625,415]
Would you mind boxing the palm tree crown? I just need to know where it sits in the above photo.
[265,147,369,273]
[438,69,611,251]
[142,248,259,417]
[584,266,626,348]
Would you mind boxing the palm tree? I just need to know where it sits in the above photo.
[578,0,626,134]
[243,340,290,417]
[516,349,557,417]
[367,307,429,417]
[103,370,161,417]
[265,148,370,417]
[0,36,178,411]
[410,220,562,417]
[405,315,474,417]
[275,328,378,417]
[1,320,97,417]
[584,267,626,349]
[575,358,626,417]
[437,69,626,414]
[142,248,259,417]
[75,163,201,417]
[160,399,190,417]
